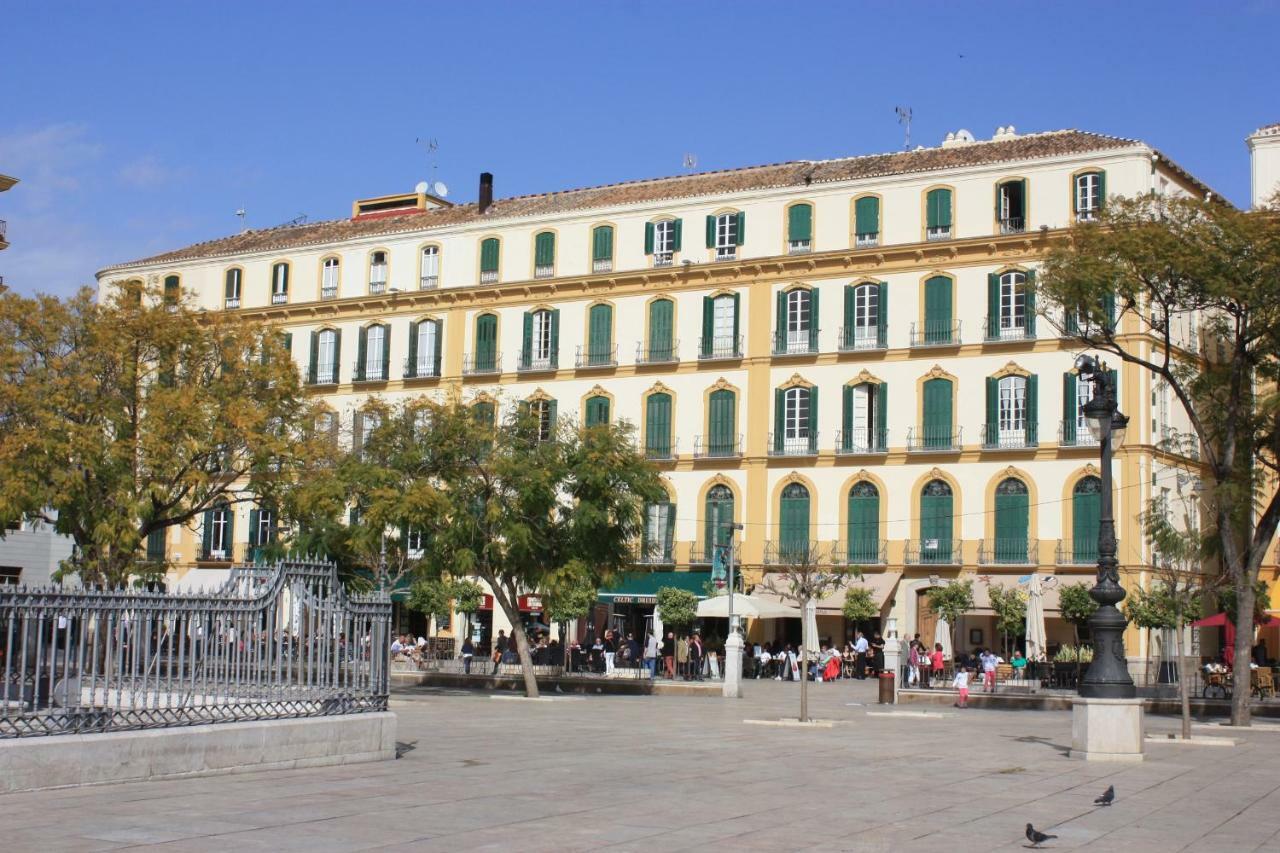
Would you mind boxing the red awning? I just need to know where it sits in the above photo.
[518,594,543,613]
[1192,612,1280,629]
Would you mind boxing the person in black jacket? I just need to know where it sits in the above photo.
[688,632,704,681]
[661,631,675,679]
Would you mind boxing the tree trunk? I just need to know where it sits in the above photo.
[510,620,539,698]
[1230,574,1254,727]
[1175,623,1191,741]
[799,598,810,723]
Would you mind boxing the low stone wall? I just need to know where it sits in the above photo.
[899,688,1280,718]
[393,670,720,697]
[0,712,397,794]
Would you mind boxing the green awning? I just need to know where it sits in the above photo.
[598,571,709,604]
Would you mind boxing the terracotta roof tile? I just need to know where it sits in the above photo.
[102,129,1161,271]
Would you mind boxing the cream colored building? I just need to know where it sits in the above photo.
[99,124,1267,664]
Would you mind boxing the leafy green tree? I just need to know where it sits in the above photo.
[407,578,455,627]
[542,561,598,646]
[0,282,309,587]
[1218,579,1271,626]
[1058,582,1099,683]
[1038,192,1280,725]
[926,580,974,658]
[842,587,878,625]
[655,586,699,635]
[414,401,664,697]
[988,585,1027,658]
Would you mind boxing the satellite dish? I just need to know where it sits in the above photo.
[432,181,449,198]
[414,181,429,195]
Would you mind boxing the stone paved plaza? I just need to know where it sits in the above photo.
[3,681,1280,852]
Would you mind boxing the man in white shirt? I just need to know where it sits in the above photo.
[853,631,870,679]
[390,637,405,656]
[757,647,772,679]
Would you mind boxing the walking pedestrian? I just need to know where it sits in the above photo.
[931,643,945,686]
[491,630,506,674]
[980,648,998,692]
[952,665,971,708]
[643,631,658,677]
[853,630,870,679]
[662,631,675,679]
[461,636,474,674]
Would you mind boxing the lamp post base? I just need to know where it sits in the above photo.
[1070,697,1145,762]
[722,633,743,699]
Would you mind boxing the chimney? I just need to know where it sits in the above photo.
[478,172,494,214]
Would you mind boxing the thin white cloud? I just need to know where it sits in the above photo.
[117,154,187,190]
[0,123,102,210]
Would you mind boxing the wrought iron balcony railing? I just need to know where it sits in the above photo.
[403,357,441,380]
[1055,539,1116,566]
[634,541,675,565]
[479,270,498,284]
[981,423,1039,450]
[983,317,1035,342]
[644,437,678,461]
[592,258,613,273]
[998,216,1025,235]
[462,352,502,376]
[419,275,438,290]
[772,329,819,356]
[835,428,888,455]
[788,239,812,254]
[1058,419,1099,447]
[352,360,388,383]
[575,345,618,369]
[906,425,962,452]
[838,326,887,351]
[769,433,819,457]
[517,352,558,373]
[909,320,961,347]
[763,540,825,565]
[698,335,743,360]
[926,225,952,241]
[978,538,1039,565]
[855,232,879,248]
[693,434,742,459]
[636,340,679,365]
[828,540,888,566]
[904,539,962,565]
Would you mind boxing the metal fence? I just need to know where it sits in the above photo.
[0,558,390,738]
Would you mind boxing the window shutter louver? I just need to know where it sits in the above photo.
[547,399,558,433]
[788,204,812,242]
[843,284,855,333]
[356,327,368,382]
[352,412,363,454]
[842,384,853,448]
[987,273,1000,336]
[407,321,419,377]
[283,333,292,358]
[224,507,234,555]
[550,309,560,364]
[649,299,672,354]
[1019,178,1029,224]
[730,292,740,345]
[593,226,613,261]
[1024,269,1037,335]
[672,218,683,251]
[202,509,213,557]
[1072,174,1081,214]
[986,377,998,439]
[480,238,499,273]
[381,325,391,378]
[735,211,745,245]
[705,215,715,248]
[665,503,676,553]
[248,509,260,548]
[1026,374,1038,444]
[331,330,341,383]
[308,331,319,384]
[855,196,878,235]
[773,388,785,453]
[875,382,888,448]
[535,232,555,267]
[1062,372,1077,444]
[808,288,820,350]
[807,386,818,442]
[1103,291,1117,331]
[775,290,787,344]
[876,281,888,344]
[224,270,237,300]
[521,311,533,365]
[644,222,654,255]
[1097,171,1106,208]
[433,320,443,375]
[701,296,713,356]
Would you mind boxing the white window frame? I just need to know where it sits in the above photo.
[644,502,672,559]
[360,412,381,450]
[416,320,438,376]
[653,219,675,267]
[784,387,811,439]
[999,271,1027,337]
[1076,173,1100,220]
[405,526,425,557]
[255,510,273,548]
[225,268,242,308]
[317,330,337,384]
[420,246,439,289]
[1075,376,1093,440]
[272,263,289,304]
[531,310,553,364]
[997,375,1027,441]
[365,325,386,380]
[533,399,553,442]
[210,506,230,559]
[712,295,735,352]
[322,258,339,299]
[715,213,738,260]
[369,251,388,294]
[852,283,878,349]
[785,289,811,350]
[849,383,872,451]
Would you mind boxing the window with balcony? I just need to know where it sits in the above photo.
[707,211,744,261]
[645,218,680,267]
[1074,171,1105,221]
[479,237,500,284]
[1071,476,1102,562]
[992,478,1030,563]
[703,485,734,564]
[585,395,610,428]
[996,179,1027,234]
[772,385,817,455]
[534,231,555,279]
[224,268,242,309]
[591,225,614,273]
[984,374,1037,448]
[840,381,886,453]
[918,479,954,563]
[854,195,880,247]
[202,503,232,561]
[404,525,426,558]
[643,298,675,362]
[645,392,672,459]
[408,318,441,378]
[248,507,275,558]
[310,328,340,385]
[271,262,290,304]
[842,281,885,350]
[357,323,389,382]
[777,483,811,562]
[925,188,953,241]
[1062,368,1111,445]
[787,203,812,253]
[420,245,439,289]
[520,308,559,371]
[583,303,614,366]
[321,257,340,300]
[470,313,499,374]
[369,251,388,294]
[918,377,954,449]
[641,501,675,564]
[700,293,740,358]
[775,287,817,354]
[916,275,955,345]
[354,410,381,455]
[163,274,180,306]
[846,481,880,564]
[530,398,556,442]
[986,270,1035,340]
[703,389,737,457]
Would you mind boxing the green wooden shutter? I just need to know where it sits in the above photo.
[283,332,292,358]
[701,296,713,356]
[920,491,953,553]
[649,299,672,357]
[780,490,810,556]
[1107,368,1118,412]
[550,309,560,365]
[705,214,716,248]
[938,188,952,228]
[806,386,818,445]
[775,289,787,349]
[925,276,952,342]
[1019,178,1029,224]
[308,331,319,384]
[875,381,888,449]
[730,292,740,347]
[643,222,654,255]
[855,196,878,236]
[592,226,613,262]
[848,490,879,562]
[381,324,391,378]
[842,284,855,337]
[709,390,734,453]
[201,509,213,557]
[331,330,341,383]
[1025,374,1038,445]
[923,378,952,448]
[672,218,683,251]
[1103,291,1116,331]
[995,488,1029,561]
[1073,486,1101,561]
[356,326,368,381]
[248,509,260,548]
[1072,173,1081,214]
[224,507,234,555]
[476,314,496,369]
[735,211,745,245]
[1097,171,1106,209]
[406,321,419,377]
[433,319,443,375]
[521,311,533,365]
[646,393,671,455]
[547,399,558,432]
[586,396,609,427]
[788,204,812,242]
[665,503,676,555]
[1024,269,1037,335]
[773,388,785,452]
[535,232,555,267]
[1062,372,1077,444]
[588,304,612,358]
[480,238,499,273]
[986,376,998,442]
[224,270,237,300]
[808,288,820,349]
[987,273,1000,337]
[841,384,853,449]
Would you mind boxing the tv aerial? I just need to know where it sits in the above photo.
[683,153,697,170]
[895,106,913,150]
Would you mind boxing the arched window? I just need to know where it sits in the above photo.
[271,262,290,304]
[922,275,953,343]
[645,218,680,267]
[312,328,339,385]
[704,484,735,562]
[1074,172,1105,221]
[409,318,441,378]
[997,271,1027,336]
[776,287,815,354]
[645,298,675,362]
[202,502,233,561]
[224,268,242,309]
[919,479,954,563]
[998,375,1027,438]
[847,482,880,564]
[1072,476,1102,563]
[521,308,558,371]
[534,231,555,278]
[585,395,610,428]
[710,210,744,260]
[369,251,388,294]
[843,282,882,350]
[925,188,953,240]
[779,483,811,561]
[706,389,737,457]
[774,386,816,455]
[473,313,498,373]
[993,478,1030,563]
[702,292,740,358]
[479,237,500,283]
[419,245,440,289]
[358,323,389,382]
[645,392,672,459]
[586,303,613,365]
[921,377,953,449]
[591,225,614,272]
[321,257,340,299]
[642,498,675,564]
[841,381,886,452]
[163,275,180,306]
[787,203,813,253]
[996,179,1027,234]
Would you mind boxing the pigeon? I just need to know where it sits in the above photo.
[1026,824,1057,848]
[1094,784,1115,806]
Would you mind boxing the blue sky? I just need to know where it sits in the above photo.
[2,1,1277,297]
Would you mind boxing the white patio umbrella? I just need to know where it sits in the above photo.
[696,593,800,620]
[1024,573,1048,663]
[934,617,952,659]
[652,604,663,638]
[803,598,820,655]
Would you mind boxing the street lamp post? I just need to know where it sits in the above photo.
[721,521,745,698]
[1075,354,1136,699]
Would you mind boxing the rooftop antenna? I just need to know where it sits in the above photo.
[683,153,697,171]
[235,207,247,233]
[416,137,440,184]
[895,106,913,150]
